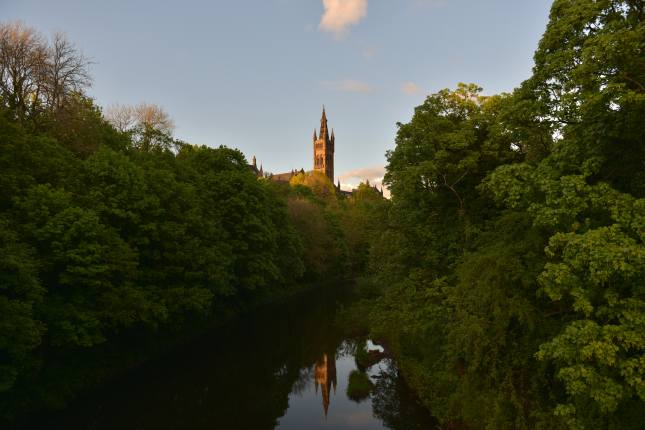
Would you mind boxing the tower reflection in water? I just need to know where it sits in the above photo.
[314,352,337,416]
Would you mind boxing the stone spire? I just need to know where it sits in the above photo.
[252,155,257,167]
[319,106,329,140]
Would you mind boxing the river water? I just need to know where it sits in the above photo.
[28,286,437,429]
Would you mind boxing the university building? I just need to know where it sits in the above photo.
[250,107,383,197]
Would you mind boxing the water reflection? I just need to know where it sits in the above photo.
[23,286,437,430]
[314,353,337,417]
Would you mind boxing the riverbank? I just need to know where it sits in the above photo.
[334,276,473,429]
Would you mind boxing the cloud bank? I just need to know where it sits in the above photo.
[339,165,385,182]
[338,165,389,197]
[319,0,368,38]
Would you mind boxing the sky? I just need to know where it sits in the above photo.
[2,0,553,191]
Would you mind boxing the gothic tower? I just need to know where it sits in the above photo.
[313,106,334,181]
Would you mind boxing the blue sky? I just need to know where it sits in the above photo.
[2,0,553,190]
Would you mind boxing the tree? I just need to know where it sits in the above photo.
[0,22,47,121]
[105,102,175,151]
[289,170,338,201]
[0,22,91,123]
[45,32,91,112]
[371,7,645,422]
[529,0,645,196]
[0,220,44,392]
[386,83,519,217]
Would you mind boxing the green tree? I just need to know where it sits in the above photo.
[0,220,44,392]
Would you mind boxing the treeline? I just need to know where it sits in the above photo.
[0,22,380,422]
[286,170,387,277]
[362,1,645,429]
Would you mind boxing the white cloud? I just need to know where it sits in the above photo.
[402,81,421,95]
[322,79,374,93]
[339,165,385,181]
[338,165,390,197]
[319,0,368,38]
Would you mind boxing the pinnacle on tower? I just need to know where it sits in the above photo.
[252,155,257,167]
[320,106,328,138]
[313,128,317,140]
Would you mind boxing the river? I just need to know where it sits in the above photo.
[25,285,437,429]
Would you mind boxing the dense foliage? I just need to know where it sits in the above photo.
[0,23,381,423]
[0,106,310,405]
[366,1,645,429]
[3,1,643,427]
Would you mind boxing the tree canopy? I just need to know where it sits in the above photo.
[0,22,375,422]
[366,1,645,428]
